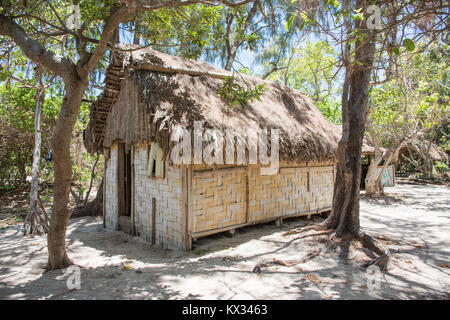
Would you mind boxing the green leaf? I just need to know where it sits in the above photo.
[299,11,309,22]
[403,38,415,52]
[285,15,295,31]
[392,47,400,56]
[352,13,365,21]
[299,20,307,31]
[326,0,340,8]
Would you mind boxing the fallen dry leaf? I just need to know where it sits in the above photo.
[323,294,333,299]
[413,244,424,248]
[440,264,450,268]
[123,265,132,270]
[307,273,321,284]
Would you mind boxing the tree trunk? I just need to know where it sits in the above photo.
[365,144,403,197]
[23,67,48,236]
[71,178,103,218]
[424,141,433,178]
[224,47,237,71]
[365,154,383,197]
[133,18,140,45]
[46,79,88,269]
[323,0,376,237]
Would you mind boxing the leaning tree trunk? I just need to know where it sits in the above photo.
[322,0,376,237]
[365,145,402,197]
[370,145,404,196]
[46,79,88,270]
[24,67,49,236]
[365,154,383,197]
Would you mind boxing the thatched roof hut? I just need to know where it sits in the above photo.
[85,45,343,251]
[85,45,340,163]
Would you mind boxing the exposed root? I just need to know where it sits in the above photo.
[22,194,49,236]
[359,232,391,271]
[281,224,391,273]
[282,222,328,236]
[252,249,322,274]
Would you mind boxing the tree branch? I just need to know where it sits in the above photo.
[78,6,130,78]
[0,16,74,80]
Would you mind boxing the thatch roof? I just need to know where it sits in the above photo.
[84,45,342,163]
[399,143,448,162]
[361,144,375,155]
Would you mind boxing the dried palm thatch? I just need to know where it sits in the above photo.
[85,45,341,163]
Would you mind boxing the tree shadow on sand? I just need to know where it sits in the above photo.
[1,212,448,300]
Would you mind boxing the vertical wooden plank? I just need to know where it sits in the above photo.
[188,165,193,250]
[182,165,193,251]
[155,144,164,178]
[392,164,396,186]
[307,171,310,192]
[130,145,136,236]
[103,151,107,229]
[245,166,249,223]
[117,142,125,227]
[151,197,156,244]
[181,166,188,250]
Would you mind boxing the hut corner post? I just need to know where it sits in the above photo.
[182,164,193,251]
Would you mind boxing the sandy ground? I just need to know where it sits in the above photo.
[0,181,449,300]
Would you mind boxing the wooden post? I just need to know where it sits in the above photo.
[188,165,193,250]
[130,145,136,236]
[103,151,107,229]
[182,165,193,251]
[117,142,125,228]
[245,166,250,223]
[151,197,156,244]
[275,218,283,227]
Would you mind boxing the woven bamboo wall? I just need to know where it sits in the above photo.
[248,166,308,222]
[308,166,334,211]
[191,163,334,237]
[192,168,247,234]
[105,143,334,249]
[133,144,185,250]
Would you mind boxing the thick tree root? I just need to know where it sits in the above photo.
[282,222,328,236]
[282,224,391,272]
[358,232,390,271]
[252,249,322,274]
